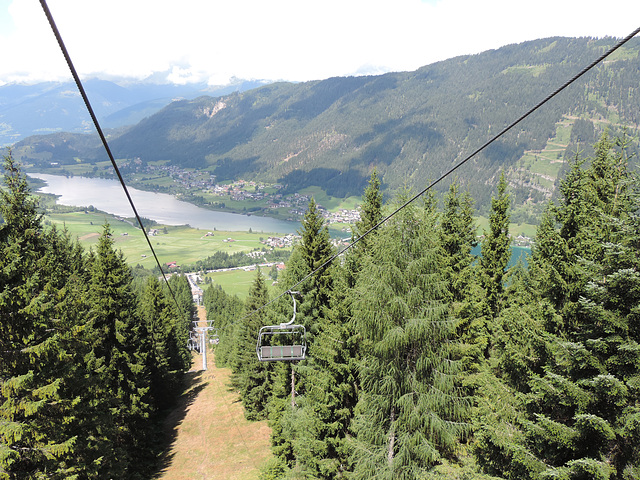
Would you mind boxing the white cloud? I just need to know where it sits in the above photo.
[1,0,639,84]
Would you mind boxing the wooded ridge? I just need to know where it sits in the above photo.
[9,36,640,216]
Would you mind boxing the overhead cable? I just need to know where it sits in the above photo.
[38,0,181,308]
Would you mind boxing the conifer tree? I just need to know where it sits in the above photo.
[83,224,153,478]
[204,284,243,366]
[283,262,361,480]
[282,171,385,479]
[165,275,192,375]
[352,169,383,257]
[439,181,477,303]
[0,154,93,479]
[349,196,469,480]
[478,132,640,480]
[139,276,178,411]
[297,197,335,329]
[265,198,339,476]
[480,172,512,318]
[233,269,273,420]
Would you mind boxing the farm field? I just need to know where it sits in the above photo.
[42,208,535,299]
[43,211,289,268]
[202,268,281,300]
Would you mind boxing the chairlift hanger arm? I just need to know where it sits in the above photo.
[281,290,301,327]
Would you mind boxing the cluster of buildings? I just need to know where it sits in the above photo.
[261,235,300,249]
[322,208,361,224]
[126,161,217,191]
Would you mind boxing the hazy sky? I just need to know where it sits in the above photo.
[1,0,639,85]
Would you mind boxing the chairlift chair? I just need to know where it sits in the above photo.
[188,333,200,352]
[209,328,220,345]
[256,291,307,362]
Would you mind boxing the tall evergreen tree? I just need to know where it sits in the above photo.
[283,170,385,478]
[265,198,338,477]
[349,196,469,480]
[477,132,640,480]
[439,181,477,303]
[0,153,84,479]
[297,197,335,330]
[83,224,153,478]
[204,284,244,367]
[165,275,192,375]
[352,169,383,256]
[480,172,512,318]
[139,276,179,411]
[233,268,273,420]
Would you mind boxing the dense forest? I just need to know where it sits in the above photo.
[206,131,640,480]
[0,153,194,478]
[10,37,640,215]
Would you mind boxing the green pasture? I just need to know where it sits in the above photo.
[298,186,361,211]
[512,118,574,192]
[502,64,548,77]
[203,268,280,300]
[475,215,537,239]
[43,211,286,268]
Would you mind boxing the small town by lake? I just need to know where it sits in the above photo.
[29,173,300,234]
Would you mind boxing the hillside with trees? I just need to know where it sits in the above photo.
[10,36,640,217]
[206,131,640,479]
[0,152,194,478]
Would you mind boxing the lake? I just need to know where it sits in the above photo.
[29,174,300,234]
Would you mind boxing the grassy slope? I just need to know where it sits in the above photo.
[157,306,272,480]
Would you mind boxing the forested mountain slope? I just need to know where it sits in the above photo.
[12,36,640,213]
[207,132,640,479]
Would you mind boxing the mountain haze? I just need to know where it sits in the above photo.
[0,78,269,146]
[11,36,640,213]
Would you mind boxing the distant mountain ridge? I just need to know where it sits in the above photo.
[0,77,270,146]
[9,36,640,214]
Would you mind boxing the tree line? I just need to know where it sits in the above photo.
[206,131,640,479]
[0,152,194,479]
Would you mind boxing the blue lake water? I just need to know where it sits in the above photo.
[29,173,300,234]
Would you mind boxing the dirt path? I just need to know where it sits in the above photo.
[156,306,272,480]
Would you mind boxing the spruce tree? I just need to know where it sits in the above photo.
[478,132,640,480]
[352,169,383,256]
[139,276,178,411]
[0,153,84,478]
[439,181,477,303]
[480,172,512,318]
[233,268,273,420]
[83,224,153,478]
[203,284,243,367]
[282,171,385,479]
[165,275,192,375]
[297,197,335,330]
[349,196,469,480]
[265,198,338,476]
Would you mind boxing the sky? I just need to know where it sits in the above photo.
[1,0,639,86]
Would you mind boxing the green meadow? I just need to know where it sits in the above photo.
[43,211,288,269]
[202,268,281,300]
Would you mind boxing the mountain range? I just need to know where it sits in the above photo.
[7,36,640,216]
[0,77,269,146]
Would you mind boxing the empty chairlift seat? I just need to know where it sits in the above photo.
[260,343,305,361]
[256,324,307,362]
[256,291,307,362]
